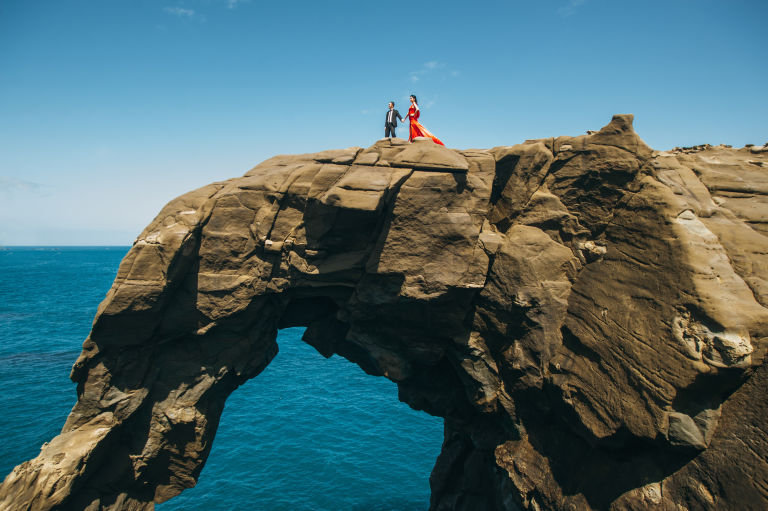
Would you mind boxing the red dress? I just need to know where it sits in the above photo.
[407,105,444,146]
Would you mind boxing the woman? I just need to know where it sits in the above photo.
[406,95,444,146]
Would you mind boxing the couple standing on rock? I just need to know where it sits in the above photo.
[384,95,444,146]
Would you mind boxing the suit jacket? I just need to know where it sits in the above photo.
[385,109,403,127]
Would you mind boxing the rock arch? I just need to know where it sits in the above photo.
[3,116,768,510]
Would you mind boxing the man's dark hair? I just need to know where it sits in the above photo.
[389,101,395,106]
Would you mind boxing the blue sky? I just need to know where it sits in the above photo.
[1,0,766,245]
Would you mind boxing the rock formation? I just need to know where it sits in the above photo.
[2,115,768,510]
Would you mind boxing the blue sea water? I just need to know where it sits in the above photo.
[0,247,443,510]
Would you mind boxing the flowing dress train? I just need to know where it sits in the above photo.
[407,105,444,146]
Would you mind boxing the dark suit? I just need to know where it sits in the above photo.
[384,108,403,138]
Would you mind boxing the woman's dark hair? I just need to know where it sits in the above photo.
[410,95,418,104]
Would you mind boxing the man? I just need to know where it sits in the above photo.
[384,101,404,138]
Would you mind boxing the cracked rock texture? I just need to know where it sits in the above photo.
[3,115,768,510]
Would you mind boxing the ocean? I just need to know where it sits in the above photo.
[0,247,443,510]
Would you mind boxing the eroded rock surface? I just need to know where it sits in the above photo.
[3,116,768,510]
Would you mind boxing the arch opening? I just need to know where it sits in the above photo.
[157,327,444,511]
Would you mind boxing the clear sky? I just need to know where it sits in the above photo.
[1,0,766,245]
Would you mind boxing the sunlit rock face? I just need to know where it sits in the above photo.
[3,115,768,510]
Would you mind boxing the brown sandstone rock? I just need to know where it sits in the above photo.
[2,114,767,511]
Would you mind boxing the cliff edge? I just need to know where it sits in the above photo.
[3,115,768,510]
